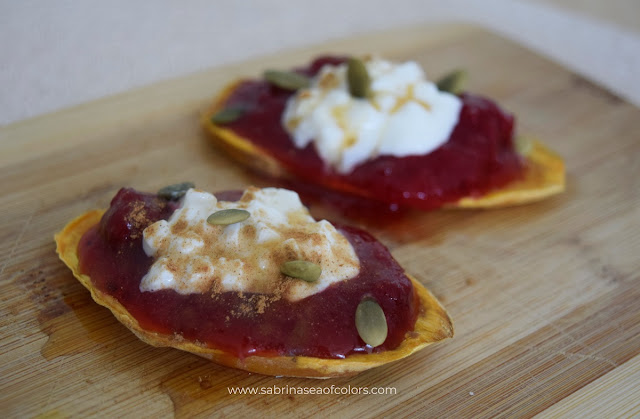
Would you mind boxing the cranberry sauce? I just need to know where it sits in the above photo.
[78,188,420,359]
[218,56,523,210]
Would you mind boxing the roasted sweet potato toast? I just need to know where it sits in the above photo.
[202,57,565,211]
[55,190,453,378]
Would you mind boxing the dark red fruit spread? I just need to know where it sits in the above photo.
[217,56,524,210]
[78,188,420,359]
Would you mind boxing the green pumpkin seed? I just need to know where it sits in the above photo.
[280,260,321,282]
[436,69,467,95]
[157,182,195,200]
[355,298,388,347]
[515,136,532,156]
[264,70,311,91]
[211,107,244,124]
[347,57,371,99]
[207,209,250,226]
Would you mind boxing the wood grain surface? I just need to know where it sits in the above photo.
[1,24,639,418]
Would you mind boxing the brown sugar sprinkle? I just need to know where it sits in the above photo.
[166,261,180,275]
[255,296,268,314]
[209,278,223,296]
[240,224,257,241]
[342,136,357,148]
[277,239,302,262]
[144,187,359,317]
[232,291,283,318]
[218,277,289,319]
[126,201,148,239]
[171,219,189,235]
[283,229,325,248]
[319,72,340,89]
[298,90,312,100]
[286,209,310,226]
[239,187,258,202]
[237,302,251,317]
[286,116,302,131]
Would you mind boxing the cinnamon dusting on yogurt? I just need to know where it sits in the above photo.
[140,187,360,303]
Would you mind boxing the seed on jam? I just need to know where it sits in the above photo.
[157,182,194,201]
[264,70,311,91]
[211,107,245,124]
[355,298,388,347]
[436,69,467,95]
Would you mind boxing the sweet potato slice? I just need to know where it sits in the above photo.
[202,80,565,210]
[55,210,453,378]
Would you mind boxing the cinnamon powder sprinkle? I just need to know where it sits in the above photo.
[126,201,148,239]
[140,188,361,314]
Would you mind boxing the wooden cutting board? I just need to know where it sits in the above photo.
[1,24,638,418]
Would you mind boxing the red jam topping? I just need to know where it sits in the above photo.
[78,188,420,359]
[218,56,523,210]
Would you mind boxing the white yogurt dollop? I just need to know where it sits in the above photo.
[141,188,360,302]
[282,58,462,173]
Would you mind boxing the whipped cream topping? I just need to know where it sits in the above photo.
[141,187,360,302]
[282,57,462,173]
